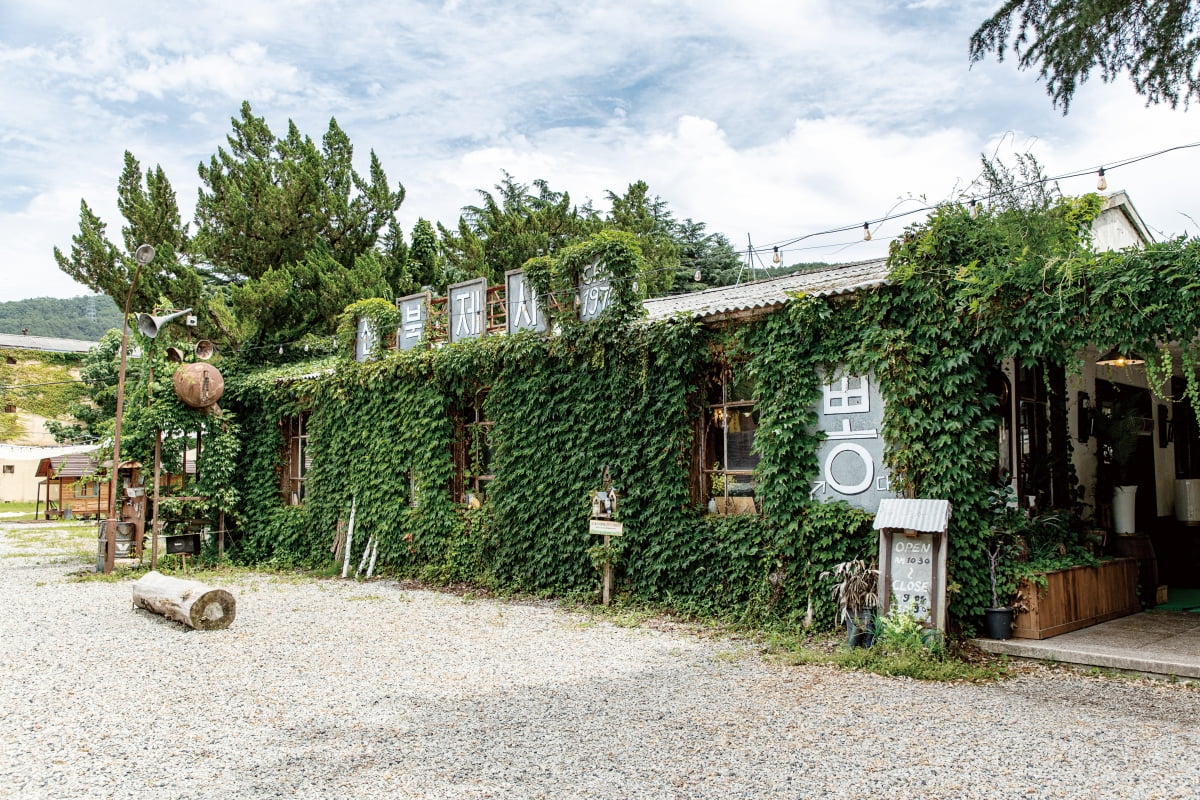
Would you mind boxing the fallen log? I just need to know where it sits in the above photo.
[132,570,236,630]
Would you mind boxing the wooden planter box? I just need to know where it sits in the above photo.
[1012,558,1140,640]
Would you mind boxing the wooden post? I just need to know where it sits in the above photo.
[151,430,162,570]
[132,570,235,630]
[601,533,614,605]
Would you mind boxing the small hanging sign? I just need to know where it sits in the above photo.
[588,518,624,536]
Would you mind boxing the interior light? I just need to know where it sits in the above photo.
[1095,348,1144,367]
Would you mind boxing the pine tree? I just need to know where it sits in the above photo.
[53,152,198,315]
[971,0,1200,110]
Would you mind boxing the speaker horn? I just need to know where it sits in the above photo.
[165,347,184,363]
[194,340,215,361]
[136,308,192,339]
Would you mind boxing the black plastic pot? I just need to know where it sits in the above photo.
[983,607,1015,640]
[846,609,875,648]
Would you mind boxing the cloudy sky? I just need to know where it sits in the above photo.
[2,0,1198,303]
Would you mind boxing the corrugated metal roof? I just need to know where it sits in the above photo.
[0,333,97,354]
[642,258,890,323]
[872,498,952,533]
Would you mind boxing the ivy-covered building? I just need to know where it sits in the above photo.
[222,192,1200,635]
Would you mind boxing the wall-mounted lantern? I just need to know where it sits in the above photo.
[1077,392,1093,443]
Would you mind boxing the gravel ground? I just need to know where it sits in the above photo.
[2,520,1200,800]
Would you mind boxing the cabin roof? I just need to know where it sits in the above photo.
[36,452,103,479]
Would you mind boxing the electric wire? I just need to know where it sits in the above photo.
[762,139,1200,258]
[9,140,1196,361]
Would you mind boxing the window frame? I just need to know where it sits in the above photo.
[454,392,493,507]
[701,361,761,515]
[282,412,311,506]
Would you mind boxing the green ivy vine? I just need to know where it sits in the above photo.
[219,212,1200,634]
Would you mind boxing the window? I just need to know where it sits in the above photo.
[454,393,493,506]
[988,368,1013,485]
[703,364,760,514]
[74,479,99,498]
[1016,360,1069,510]
[283,413,311,506]
[2,464,14,475]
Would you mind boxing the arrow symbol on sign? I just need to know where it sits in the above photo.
[810,481,827,497]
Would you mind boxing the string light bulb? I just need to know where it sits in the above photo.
[278,345,283,355]
[862,222,872,242]
[969,198,979,218]
[1097,167,1107,191]
[772,246,781,265]
[693,267,703,282]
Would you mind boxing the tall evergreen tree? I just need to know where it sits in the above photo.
[194,102,406,282]
[54,152,199,315]
[439,173,600,286]
[671,219,743,291]
[408,218,444,290]
[605,181,680,296]
[56,101,410,352]
[971,0,1200,110]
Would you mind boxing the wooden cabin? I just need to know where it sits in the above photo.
[35,452,109,520]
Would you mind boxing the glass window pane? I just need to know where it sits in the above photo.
[726,408,759,471]
[729,371,755,402]
[707,413,727,469]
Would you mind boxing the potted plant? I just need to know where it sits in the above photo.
[822,558,878,647]
[1096,394,1143,534]
[707,463,727,514]
[983,487,1027,639]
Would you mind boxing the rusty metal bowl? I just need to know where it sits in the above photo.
[172,362,224,409]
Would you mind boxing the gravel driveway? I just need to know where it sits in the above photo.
[2,519,1199,800]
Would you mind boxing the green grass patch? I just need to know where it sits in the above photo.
[0,502,46,523]
[2,520,96,562]
[570,595,1017,683]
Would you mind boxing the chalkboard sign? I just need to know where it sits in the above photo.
[889,533,935,620]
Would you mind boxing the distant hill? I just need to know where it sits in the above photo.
[0,295,122,341]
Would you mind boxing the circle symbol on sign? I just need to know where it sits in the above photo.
[823,442,874,495]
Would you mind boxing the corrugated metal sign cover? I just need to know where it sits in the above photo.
[872,498,952,533]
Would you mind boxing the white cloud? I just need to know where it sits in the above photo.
[2,0,1199,303]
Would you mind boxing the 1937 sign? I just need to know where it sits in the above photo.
[578,258,613,322]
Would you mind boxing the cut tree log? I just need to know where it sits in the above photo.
[132,570,237,630]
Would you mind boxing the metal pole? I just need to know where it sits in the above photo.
[103,244,154,574]
[151,429,162,571]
